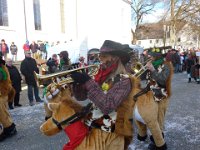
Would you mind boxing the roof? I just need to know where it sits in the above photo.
[136,20,186,40]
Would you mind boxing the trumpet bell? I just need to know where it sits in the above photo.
[131,59,151,78]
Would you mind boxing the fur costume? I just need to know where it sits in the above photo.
[0,65,15,128]
[41,82,145,150]
[40,89,125,150]
[43,83,72,119]
[132,61,173,149]
[0,63,16,141]
[0,65,15,102]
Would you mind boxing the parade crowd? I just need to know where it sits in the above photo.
[0,38,200,150]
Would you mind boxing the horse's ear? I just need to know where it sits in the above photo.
[48,103,59,111]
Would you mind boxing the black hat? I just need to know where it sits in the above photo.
[100,40,132,64]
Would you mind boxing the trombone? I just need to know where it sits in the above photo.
[131,58,152,78]
[34,64,99,86]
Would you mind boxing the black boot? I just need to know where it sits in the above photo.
[188,78,191,83]
[4,123,17,137]
[8,102,14,109]
[148,134,167,150]
[0,124,6,142]
[0,132,6,142]
[148,143,167,150]
[137,134,147,141]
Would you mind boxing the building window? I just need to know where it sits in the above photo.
[138,41,141,45]
[177,38,181,42]
[60,0,65,33]
[0,0,9,26]
[156,39,159,43]
[33,0,41,30]
[150,40,152,44]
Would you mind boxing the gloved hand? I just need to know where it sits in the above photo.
[71,72,91,84]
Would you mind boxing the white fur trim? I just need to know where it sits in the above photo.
[48,103,53,111]
[52,89,60,96]
[134,105,146,124]
[43,96,49,104]
[47,94,53,100]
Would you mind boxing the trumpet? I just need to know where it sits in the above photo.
[131,58,152,78]
[34,64,99,86]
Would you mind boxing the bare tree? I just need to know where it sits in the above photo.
[131,0,162,44]
[162,0,200,47]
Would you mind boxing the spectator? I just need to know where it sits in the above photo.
[38,41,46,60]
[30,41,39,59]
[45,41,50,59]
[78,56,88,73]
[78,56,87,67]
[165,50,173,62]
[185,54,196,83]
[20,51,43,106]
[59,51,71,71]
[46,54,58,73]
[23,40,30,53]
[180,53,184,72]
[0,39,9,60]
[10,42,18,61]
[6,58,22,109]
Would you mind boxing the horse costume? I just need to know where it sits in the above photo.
[0,58,16,141]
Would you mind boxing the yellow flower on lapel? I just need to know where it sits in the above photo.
[102,82,110,92]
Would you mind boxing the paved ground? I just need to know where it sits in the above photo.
[0,72,200,150]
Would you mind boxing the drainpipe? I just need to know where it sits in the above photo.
[23,0,28,40]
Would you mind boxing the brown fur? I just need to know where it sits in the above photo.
[44,85,82,118]
[0,65,15,102]
[115,76,141,149]
[40,89,125,150]
[132,62,174,147]
[0,65,15,128]
[164,61,174,98]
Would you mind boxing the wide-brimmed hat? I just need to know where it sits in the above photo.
[100,40,132,64]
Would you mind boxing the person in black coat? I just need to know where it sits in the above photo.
[20,51,42,106]
[46,54,58,73]
[6,58,22,109]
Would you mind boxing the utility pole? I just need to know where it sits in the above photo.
[170,0,175,48]
[23,0,28,41]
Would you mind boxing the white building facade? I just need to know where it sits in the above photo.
[0,0,132,60]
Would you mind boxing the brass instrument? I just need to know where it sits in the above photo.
[131,58,152,78]
[34,64,99,86]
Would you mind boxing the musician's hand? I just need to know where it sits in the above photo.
[146,62,155,72]
[71,72,91,84]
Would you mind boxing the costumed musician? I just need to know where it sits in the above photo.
[135,47,173,150]
[71,40,134,150]
[0,55,17,141]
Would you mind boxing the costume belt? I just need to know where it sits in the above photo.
[133,84,150,101]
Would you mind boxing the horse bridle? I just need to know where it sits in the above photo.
[51,103,93,130]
